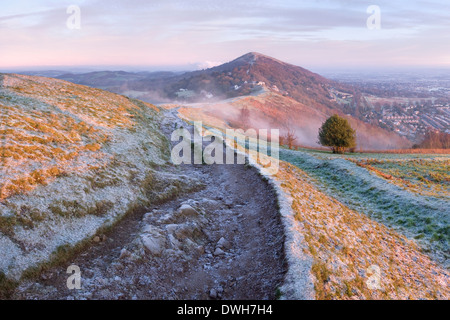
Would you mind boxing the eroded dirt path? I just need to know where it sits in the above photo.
[13,109,286,300]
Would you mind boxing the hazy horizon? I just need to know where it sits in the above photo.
[2,58,450,78]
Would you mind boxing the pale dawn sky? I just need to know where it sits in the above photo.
[0,0,449,71]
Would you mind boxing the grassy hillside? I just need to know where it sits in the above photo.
[0,74,202,283]
[176,90,411,150]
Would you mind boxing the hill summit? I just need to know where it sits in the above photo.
[132,51,337,108]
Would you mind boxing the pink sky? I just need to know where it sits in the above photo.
[1,0,449,71]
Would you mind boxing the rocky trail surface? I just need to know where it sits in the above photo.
[13,109,287,300]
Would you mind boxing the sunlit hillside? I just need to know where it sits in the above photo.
[177,90,411,150]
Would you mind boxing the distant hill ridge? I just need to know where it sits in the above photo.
[53,52,410,149]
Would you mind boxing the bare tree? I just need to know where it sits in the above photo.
[240,105,250,129]
[282,121,297,149]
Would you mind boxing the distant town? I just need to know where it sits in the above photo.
[328,70,450,143]
[372,102,449,140]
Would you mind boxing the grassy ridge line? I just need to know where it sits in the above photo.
[349,157,449,198]
[290,144,449,155]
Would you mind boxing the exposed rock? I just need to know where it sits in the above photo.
[157,213,175,224]
[168,234,182,250]
[142,224,162,234]
[119,248,131,259]
[174,222,202,241]
[178,203,199,218]
[93,236,101,243]
[196,245,205,255]
[141,225,167,256]
[165,224,178,234]
[199,198,220,211]
[141,234,166,256]
[209,288,217,299]
[214,248,225,256]
[183,238,198,253]
[217,237,231,250]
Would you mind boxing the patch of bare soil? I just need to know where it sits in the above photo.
[13,110,286,300]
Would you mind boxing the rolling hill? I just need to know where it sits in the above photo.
[128,52,342,107]
[177,89,411,150]
[55,52,411,149]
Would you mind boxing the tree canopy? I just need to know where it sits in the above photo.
[318,114,356,154]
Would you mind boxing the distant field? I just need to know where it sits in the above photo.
[365,95,434,106]
[292,144,450,155]
[356,148,450,154]
[350,157,449,198]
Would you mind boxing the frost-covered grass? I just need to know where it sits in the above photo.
[0,74,202,284]
[281,148,450,266]
[349,158,449,198]
[274,161,449,299]
[0,74,131,200]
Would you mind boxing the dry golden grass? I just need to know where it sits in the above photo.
[0,101,108,200]
[349,158,449,198]
[178,106,231,130]
[0,74,158,201]
[2,74,141,128]
[361,148,450,154]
